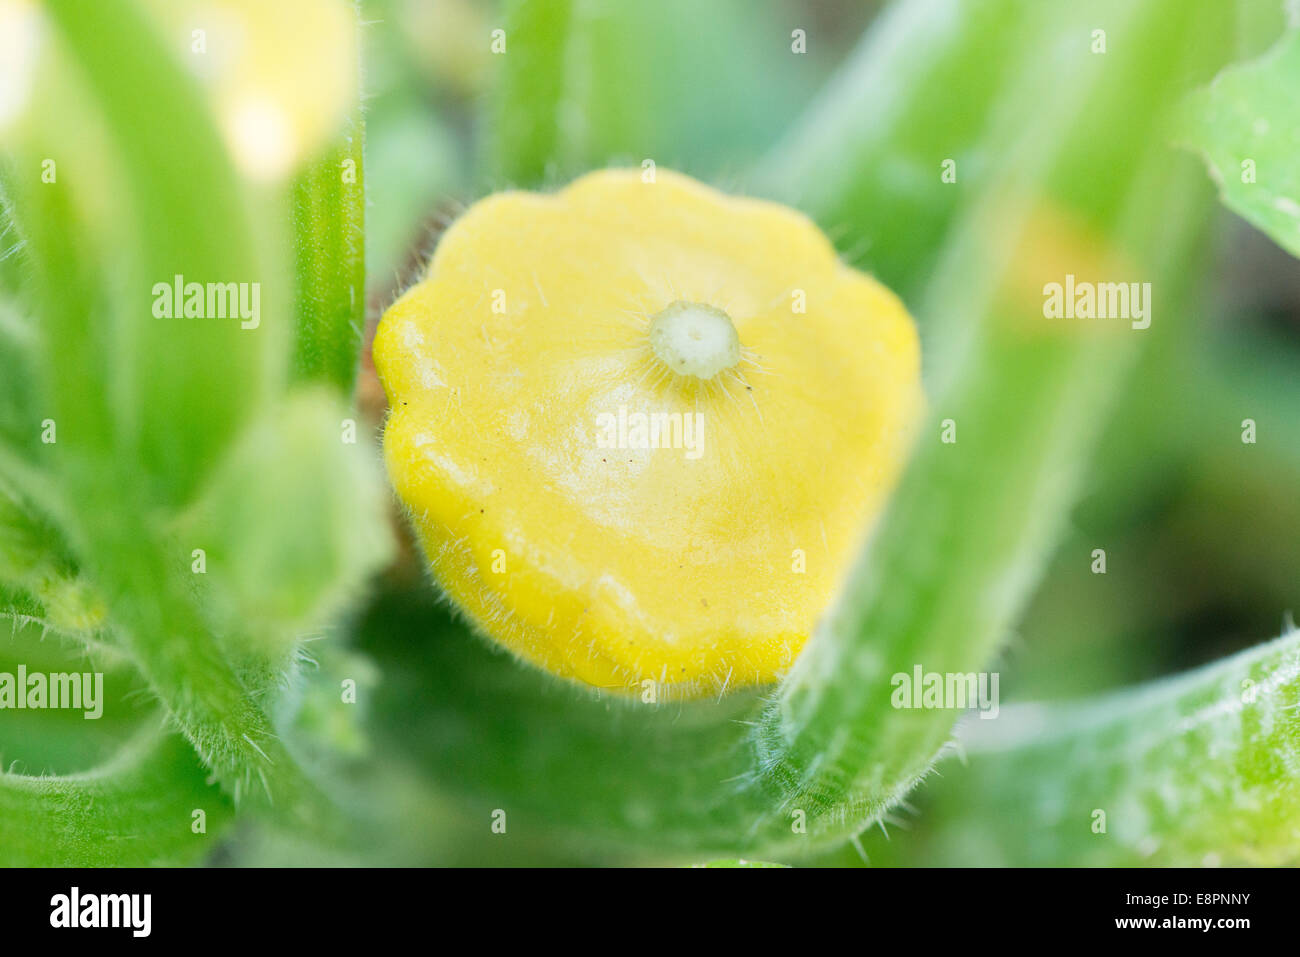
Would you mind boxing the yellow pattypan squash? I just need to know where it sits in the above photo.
[374,169,921,699]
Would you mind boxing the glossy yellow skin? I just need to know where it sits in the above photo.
[374,169,921,698]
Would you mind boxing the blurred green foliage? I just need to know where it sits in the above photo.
[0,0,388,863]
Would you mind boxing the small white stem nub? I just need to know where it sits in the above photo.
[647,301,741,380]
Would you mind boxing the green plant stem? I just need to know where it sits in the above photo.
[289,12,367,395]
[752,0,1039,295]
[485,0,581,185]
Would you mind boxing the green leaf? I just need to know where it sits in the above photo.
[1180,28,1300,258]
[30,0,280,504]
[0,484,109,643]
[178,390,394,650]
[0,720,233,866]
[902,626,1300,866]
[0,614,148,774]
